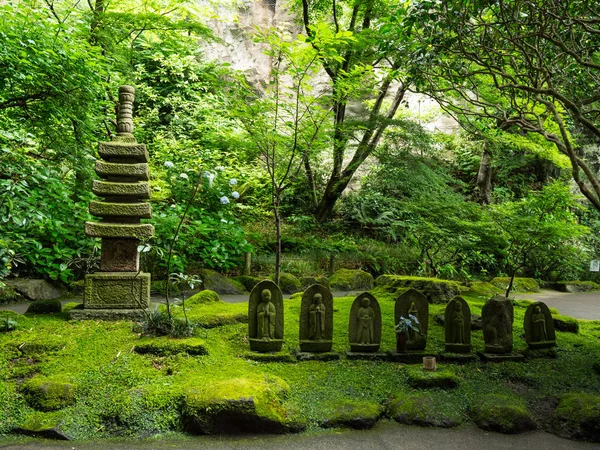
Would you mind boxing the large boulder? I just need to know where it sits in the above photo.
[21,376,76,412]
[181,376,303,434]
[4,279,61,300]
[552,393,600,442]
[269,272,302,294]
[490,277,540,293]
[470,394,536,434]
[387,394,462,428]
[199,269,246,295]
[374,275,462,304]
[329,269,374,291]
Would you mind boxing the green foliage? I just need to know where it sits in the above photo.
[270,272,302,294]
[140,310,194,338]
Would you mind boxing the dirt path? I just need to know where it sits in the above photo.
[516,289,600,320]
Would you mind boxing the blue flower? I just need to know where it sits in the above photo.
[220,196,230,205]
[231,191,240,199]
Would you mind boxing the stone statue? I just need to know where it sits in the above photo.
[524,301,556,349]
[348,293,382,353]
[257,289,276,339]
[357,297,374,344]
[444,296,472,353]
[395,289,429,351]
[299,284,333,353]
[249,280,283,352]
[482,295,514,354]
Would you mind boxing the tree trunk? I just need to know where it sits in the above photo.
[505,270,516,298]
[476,144,493,204]
[274,198,281,286]
[303,155,318,209]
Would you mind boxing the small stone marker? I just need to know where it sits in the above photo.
[71,86,154,320]
[248,280,284,353]
[524,301,556,349]
[299,284,333,353]
[480,295,524,362]
[395,289,428,351]
[444,296,472,353]
[348,292,382,354]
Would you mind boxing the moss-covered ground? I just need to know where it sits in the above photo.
[0,286,599,441]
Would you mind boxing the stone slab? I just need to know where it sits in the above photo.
[345,351,388,361]
[98,142,149,162]
[92,180,150,198]
[85,222,154,239]
[387,351,439,364]
[477,352,526,362]
[95,161,149,181]
[243,351,294,363]
[248,338,283,353]
[296,352,341,362]
[69,308,149,321]
[84,272,151,309]
[299,340,333,353]
[438,353,479,363]
[89,201,151,218]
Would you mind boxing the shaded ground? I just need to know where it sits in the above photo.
[1,422,598,450]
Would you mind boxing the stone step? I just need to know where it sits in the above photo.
[92,180,150,198]
[85,222,154,239]
[98,142,149,162]
[95,161,149,180]
[89,201,151,218]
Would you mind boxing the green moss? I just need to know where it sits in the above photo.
[270,272,302,294]
[463,281,503,297]
[470,394,536,434]
[134,337,208,356]
[26,299,62,314]
[289,292,303,300]
[554,281,600,292]
[181,376,296,434]
[552,393,600,442]
[553,314,580,333]
[21,375,76,411]
[164,300,247,328]
[373,275,462,303]
[185,290,221,306]
[320,400,382,429]
[387,393,462,427]
[490,277,540,293]
[299,276,330,290]
[406,367,459,389]
[233,275,262,292]
[329,269,374,291]
[13,411,71,440]
[61,302,81,314]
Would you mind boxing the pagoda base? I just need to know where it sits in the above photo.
[81,272,151,312]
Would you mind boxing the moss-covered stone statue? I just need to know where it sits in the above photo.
[395,289,428,351]
[482,295,514,354]
[444,296,471,353]
[248,280,283,352]
[348,292,382,353]
[71,85,154,320]
[299,284,333,353]
[524,302,556,349]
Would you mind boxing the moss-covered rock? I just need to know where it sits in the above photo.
[387,394,461,428]
[320,400,382,430]
[134,337,208,356]
[0,282,23,304]
[470,394,536,434]
[490,277,540,293]
[21,376,76,412]
[25,299,62,314]
[554,281,600,293]
[181,376,301,434]
[553,314,579,333]
[61,302,82,314]
[233,275,262,292]
[269,273,302,294]
[329,269,374,291]
[162,299,247,329]
[552,393,600,442]
[185,290,221,306]
[406,367,459,389]
[13,411,71,440]
[199,269,246,295]
[373,275,462,304]
[299,276,330,290]
[463,281,503,297]
[3,279,62,300]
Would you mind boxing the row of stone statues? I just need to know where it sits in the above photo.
[247,281,556,355]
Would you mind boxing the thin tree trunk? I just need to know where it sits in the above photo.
[274,196,281,286]
[304,155,318,209]
[476,143,493,204]
[505,270,516,298]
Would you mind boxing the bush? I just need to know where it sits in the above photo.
[26,299,62,314]
[270,272,301,294]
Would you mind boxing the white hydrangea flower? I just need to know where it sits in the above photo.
[179,173,189,179]
[220,196,230,205]
[164,161,174,168]
[229,178,237,185]
[231,191,240,199]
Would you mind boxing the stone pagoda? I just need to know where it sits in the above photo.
[70,85,154,320]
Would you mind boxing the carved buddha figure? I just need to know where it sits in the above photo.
[356,297,374,344]
[257,289,276,339]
